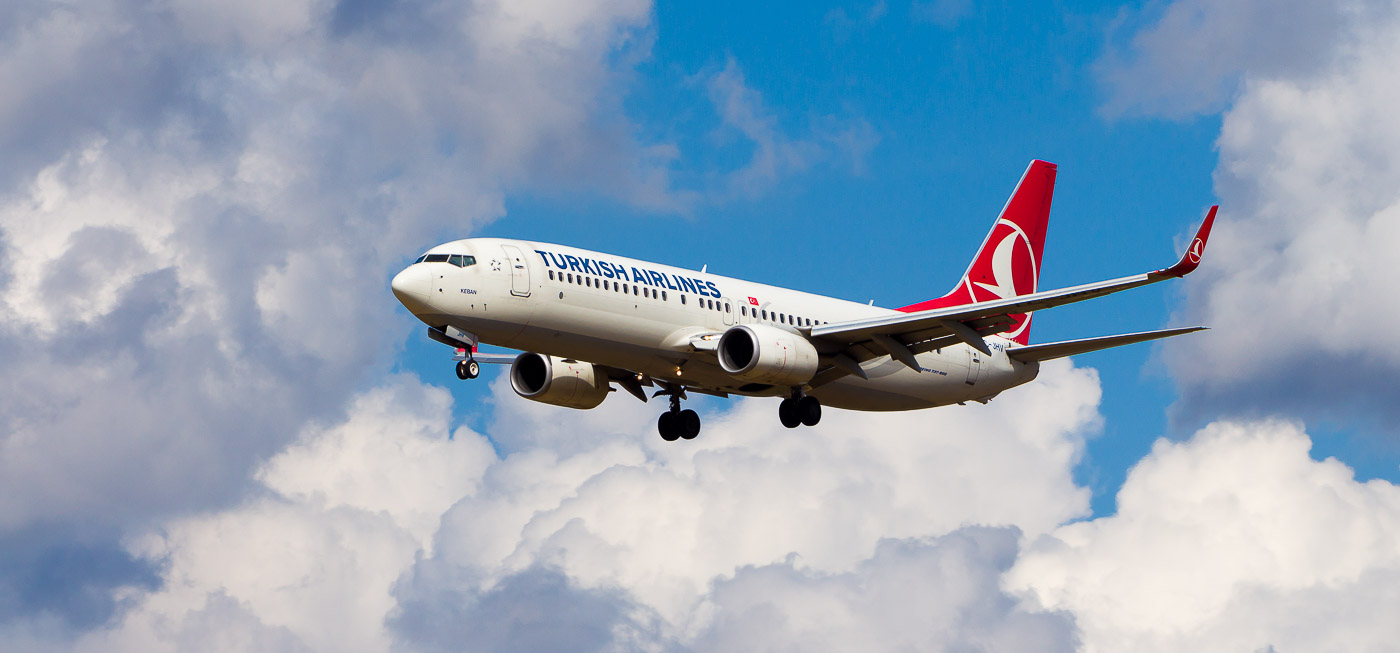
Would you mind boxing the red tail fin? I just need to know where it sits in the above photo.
[897,159,1055,345]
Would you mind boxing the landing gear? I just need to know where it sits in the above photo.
[778,392,821,429]
[455,358,480,380]
[656,385,701,441]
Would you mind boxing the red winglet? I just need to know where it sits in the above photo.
[1157,205,1217,278]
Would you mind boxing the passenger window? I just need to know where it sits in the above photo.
[662,291,668,301]
[681,295,687,305]
[633,286,639,296]
[567,273,574,283]
[725,302,730,313]
[761,310,767,320]
[603,280,609,290]
[548,270,555,281]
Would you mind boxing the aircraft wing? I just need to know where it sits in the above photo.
[809,206,1216,367]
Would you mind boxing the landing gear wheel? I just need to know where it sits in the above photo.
[456,359,480,380]
[658,412,681,441]
[778,399,801,429]
[798,396,822,427]
[679,409,701,440]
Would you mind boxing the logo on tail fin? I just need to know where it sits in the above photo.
[966,219,1039,341]
[1187,238,1204,264]
[971,219,1039,300]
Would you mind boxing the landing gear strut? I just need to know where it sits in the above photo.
[778,391,821,429]
[656,385,701,442]
[455,357,480,380]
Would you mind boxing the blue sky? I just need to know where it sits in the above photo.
[5,0,1400,651]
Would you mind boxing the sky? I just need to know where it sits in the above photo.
[2,0,1400,651]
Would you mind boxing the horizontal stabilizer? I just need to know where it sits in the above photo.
[1007,327,1206,363]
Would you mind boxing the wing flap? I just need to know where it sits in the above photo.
[1007,327,1206,363]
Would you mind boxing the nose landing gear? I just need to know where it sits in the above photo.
[656,384,701,442]
[778,391,821,429]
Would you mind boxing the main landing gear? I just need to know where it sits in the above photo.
[778,391,821,429]
[656,385,700,442]
[455,357,480,380]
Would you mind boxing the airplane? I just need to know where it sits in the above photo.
[391,160,1216,442]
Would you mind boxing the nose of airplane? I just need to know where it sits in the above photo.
[390,264,432,314]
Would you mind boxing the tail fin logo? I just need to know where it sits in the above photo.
[969,219,1039,302]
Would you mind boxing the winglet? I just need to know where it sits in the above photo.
[1156,205,1217,278]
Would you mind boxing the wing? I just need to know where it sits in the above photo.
[809,206,1217,374]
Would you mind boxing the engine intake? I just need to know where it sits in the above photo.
[717,324,820,386]
[509,353,610,409]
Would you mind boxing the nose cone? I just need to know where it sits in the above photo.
[391,264,432,314]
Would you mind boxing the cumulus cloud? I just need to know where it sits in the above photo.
[0,0,660,632]
[73,368,1400,652]
[1009,419,1400,652]
[51,361,1098,651]
[1097,0,1395,118]
[1095,1,1400,429]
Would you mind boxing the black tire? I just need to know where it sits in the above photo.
[658,412,681,441]
[455,360,470,380]
[778,399,801,429]
[679,409,701,440]
[466,360,480,379]
[798,396,821,427]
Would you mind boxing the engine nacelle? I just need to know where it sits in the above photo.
[509,353,610,409]
[717,324,820,386]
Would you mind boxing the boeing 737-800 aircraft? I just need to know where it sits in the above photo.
[391,160,1216,441]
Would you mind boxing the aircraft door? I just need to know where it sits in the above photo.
[502,245,531,297]
[722,298,734,326]
[965,348,983,385]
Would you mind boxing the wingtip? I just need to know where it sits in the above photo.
[1156,205,1218,278]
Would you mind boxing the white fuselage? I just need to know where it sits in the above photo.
[393,238,1039,411]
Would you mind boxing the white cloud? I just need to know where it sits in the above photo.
[0,0,665,632]
[1093,1,1400,427]
[1096,0,1395,118]
[1008,419,1400,652]
[62,360,1099,651]
[73,376,497,653]
[0,0,659,530]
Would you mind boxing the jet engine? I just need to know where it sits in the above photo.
[509,353,610,409]
[717,324,820,386]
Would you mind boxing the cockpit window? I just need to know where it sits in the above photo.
[417,254,477,267]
